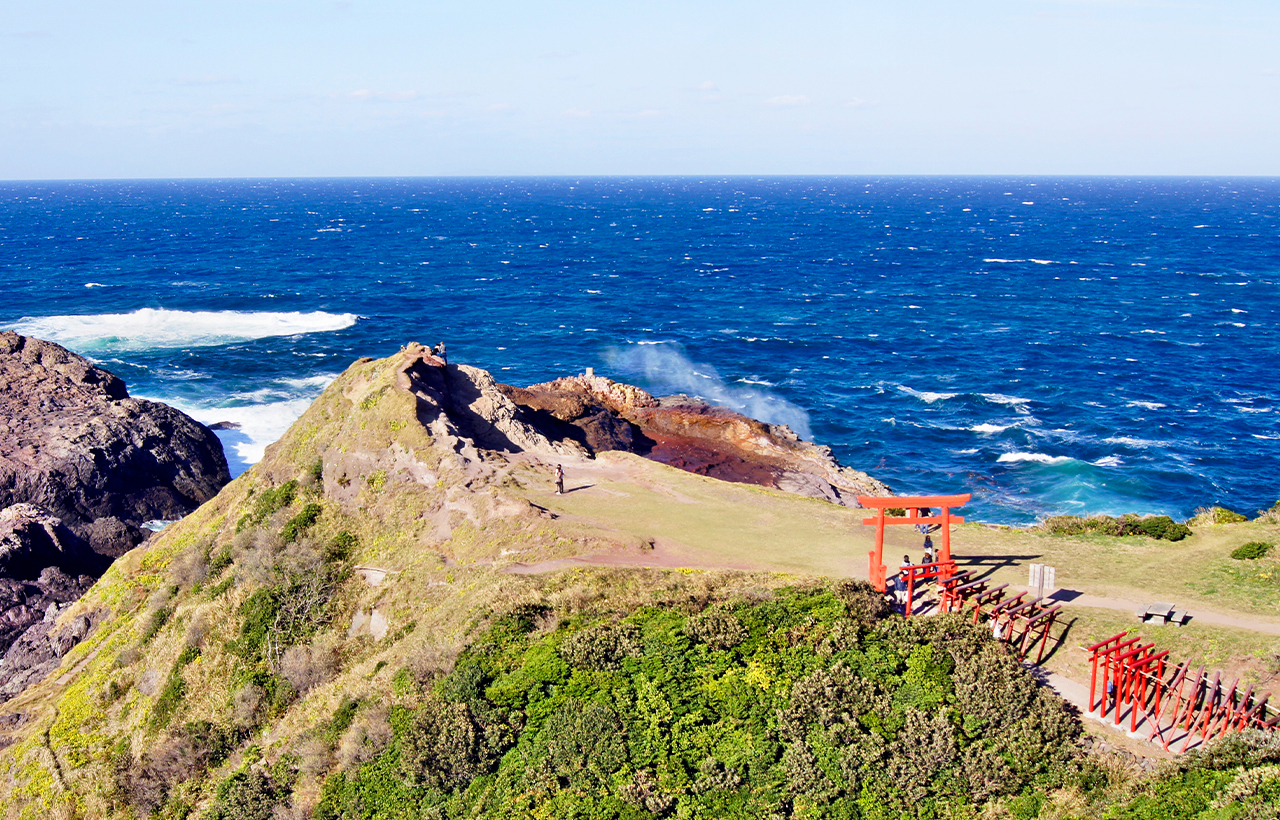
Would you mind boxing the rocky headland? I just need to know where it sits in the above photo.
[2,341,1277,818]
[0,331,229,698]
[395,344,889,504]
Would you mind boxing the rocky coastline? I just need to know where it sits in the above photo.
[0,332,230,699]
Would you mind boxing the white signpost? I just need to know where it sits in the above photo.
[1028,563,1057,600]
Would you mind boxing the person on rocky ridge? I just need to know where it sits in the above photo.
[555,464,564,495]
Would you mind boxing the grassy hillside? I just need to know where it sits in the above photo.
[1,348,1277,819]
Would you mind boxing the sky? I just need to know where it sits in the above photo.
[1,0,1278,178]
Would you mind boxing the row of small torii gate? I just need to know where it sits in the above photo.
[858,493,1278,750]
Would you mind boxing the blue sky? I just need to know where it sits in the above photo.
[2,0,1278,178]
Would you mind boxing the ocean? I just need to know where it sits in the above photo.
[2,176,1277,526]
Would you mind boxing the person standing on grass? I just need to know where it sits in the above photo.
[555,464,564,495]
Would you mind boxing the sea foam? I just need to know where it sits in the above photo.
[7,308,358,352]
[997,452,1076,465]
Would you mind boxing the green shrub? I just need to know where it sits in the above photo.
[325,531,357,564]
[204,768,284,820]
[1232,541,1273,560]
[237,480,298,532]
[281,502,323,543]
[1132,515,1192,541]
[1041,513,1190,541]
[684,607,748,650]
[834,579,892,624]
[559,622,642,670]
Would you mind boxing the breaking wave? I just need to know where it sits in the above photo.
[7,308,359,352]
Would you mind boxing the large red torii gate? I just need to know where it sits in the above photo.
[856,494,971,592]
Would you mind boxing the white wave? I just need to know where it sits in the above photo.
[997,452,1076,465]
[1231,308,1248,314]
[1093,456,1123,467]
[279,374,341,390]
[1029,258,1055,265]
[604,343,812,438]
[971,423,1012,435]
[1105,436,1162,448]
[953,448,980,455]
[897,385,958,403]
[1253,434,1280,440]
[156,395,316,477]
[6,308,358,352]
[981,392,1031,408]
[84,282,111,288]
[983,258,1021,263]
[736,378,775,387]
[1125,400,1166,410]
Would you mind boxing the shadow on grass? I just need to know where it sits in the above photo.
[1037,615,1078,665]
[954,553,1043,583]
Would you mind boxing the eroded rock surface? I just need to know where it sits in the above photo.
[385,348,888,504]
[0,331,230,555]
[0,331,230,697]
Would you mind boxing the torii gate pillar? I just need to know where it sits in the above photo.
[857,494,971,593]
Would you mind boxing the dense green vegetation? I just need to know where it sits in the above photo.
[310,584,1082,819]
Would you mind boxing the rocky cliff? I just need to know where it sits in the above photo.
[497,371,891,504]
[0,332,230,698]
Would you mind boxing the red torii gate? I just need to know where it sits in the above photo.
[857,494,971,593]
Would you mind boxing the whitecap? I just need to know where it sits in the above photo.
[953,448,980,455]
[971,423,1012,434]
[1029,258,1054,265]
[736,378,775,387]
[1125,400,1166,410]
[7,308,360,352]
[1093,456,1123,467]
[1104,436,1162,448]
[278,374,341,390]
[983,258,1021,263]
[898,385,958,403]
[997,452,1076,465]
[981,392,1031,408]
[84,282,110,288]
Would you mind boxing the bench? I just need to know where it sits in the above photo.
[1135,602,1187,626]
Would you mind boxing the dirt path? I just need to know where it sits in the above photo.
[1038,587,1280,636]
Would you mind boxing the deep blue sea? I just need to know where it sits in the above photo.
[2,177,1278,526]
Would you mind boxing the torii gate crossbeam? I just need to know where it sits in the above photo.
[857,494,970,592]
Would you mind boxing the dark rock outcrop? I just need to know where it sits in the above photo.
[0,331,230,698]
[0,331,230,555]
[0,503,106,581]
